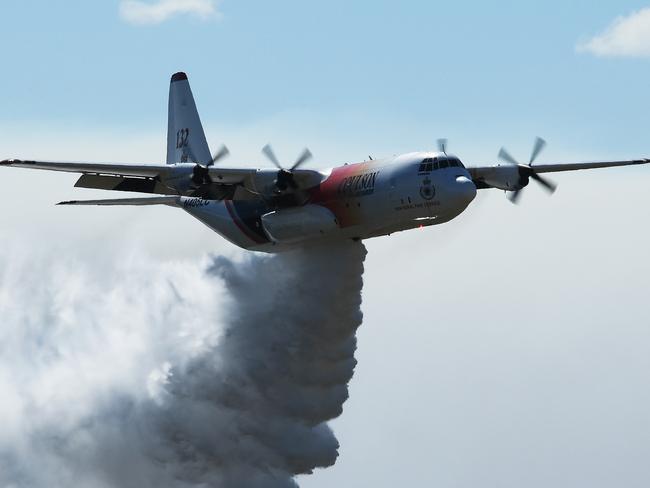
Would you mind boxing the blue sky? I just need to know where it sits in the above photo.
[2,0,650,163]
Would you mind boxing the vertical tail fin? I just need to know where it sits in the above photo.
[166,72,212,165]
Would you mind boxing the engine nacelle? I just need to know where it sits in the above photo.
[473,165,527,191]
[250,169,328,195]
[160,165,196,193]
[261,205,339,244]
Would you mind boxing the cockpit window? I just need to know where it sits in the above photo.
[418,158,435,173]
[418,157,464,172]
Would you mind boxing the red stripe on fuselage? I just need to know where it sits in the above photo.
[224,200,267,244]
[310,161,381,227]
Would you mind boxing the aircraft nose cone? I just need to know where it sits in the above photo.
[455,175,477,207]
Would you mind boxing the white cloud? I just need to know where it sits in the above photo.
[577,8,650,58]
[119,0,221,25]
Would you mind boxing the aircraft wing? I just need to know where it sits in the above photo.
[528,158,650,173]
[0,158,169,177]
[468,158,650,176]
[0,158,263,196]
[467,157,650,193]
[0,158,310,181]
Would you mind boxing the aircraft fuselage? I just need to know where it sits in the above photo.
[180,151,477,252]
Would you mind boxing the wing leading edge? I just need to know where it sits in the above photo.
[0,158,168,177]
[530,158,650,173]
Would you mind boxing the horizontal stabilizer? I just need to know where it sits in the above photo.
[75,174,177,195]
[58,196,180,206]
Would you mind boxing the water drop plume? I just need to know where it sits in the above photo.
[0,240,367,487]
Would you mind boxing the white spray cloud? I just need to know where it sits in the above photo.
[119,0,222,25]
[0,241,366,487]
[577,8,650,58]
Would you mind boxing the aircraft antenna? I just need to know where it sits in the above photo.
[437,138,448,155]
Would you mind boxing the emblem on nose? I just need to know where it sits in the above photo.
[420,177,435,200]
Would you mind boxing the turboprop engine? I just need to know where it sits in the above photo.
[471,138,557,203]
[475,164,525,191]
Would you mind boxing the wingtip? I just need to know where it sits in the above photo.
[57,201,76,206]
[171,72,188,83]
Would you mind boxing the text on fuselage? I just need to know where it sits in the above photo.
[183,198,211,208]
[337,171,379,197]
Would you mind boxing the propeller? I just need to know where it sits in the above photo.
[262,144,313,193]
[437,138,448,154]
[498,137,557,204]
[191,144,230,187]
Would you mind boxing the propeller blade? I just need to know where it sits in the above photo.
[262,144,283,169]
[498,147,520,166]
[529,137,546,165]
[437,138,448,154]
[209,145,230,166]
[530,172,557,193]
[291,148,313,170]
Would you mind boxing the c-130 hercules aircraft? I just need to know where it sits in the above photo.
[2,72,649,253]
